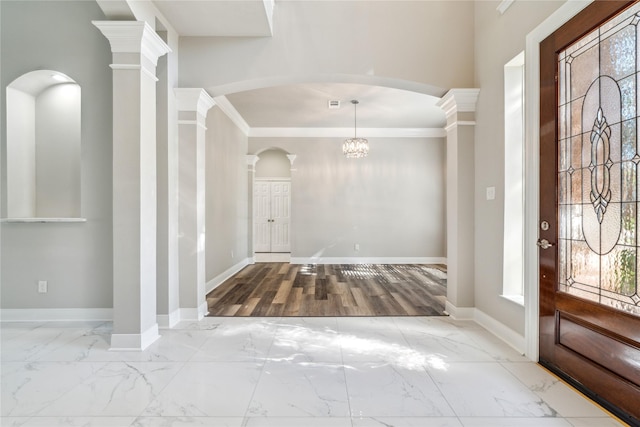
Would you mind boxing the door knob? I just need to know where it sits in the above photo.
[536,238,555,250]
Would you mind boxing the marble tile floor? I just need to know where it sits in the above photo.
[0,316,625,427]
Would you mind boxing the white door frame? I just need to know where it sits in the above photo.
[247,152,296,261]
[523,0,593,361]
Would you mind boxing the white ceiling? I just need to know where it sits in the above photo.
[150,0,446,133]
[226,83,446,129]
[153,0,273,37]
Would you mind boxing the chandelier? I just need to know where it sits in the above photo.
[343,100,369,158]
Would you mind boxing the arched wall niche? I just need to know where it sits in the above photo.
[5,70,82,220]
[255,148,292,179]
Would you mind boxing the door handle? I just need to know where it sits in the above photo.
[536,238,555,250]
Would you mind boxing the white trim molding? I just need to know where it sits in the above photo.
[157,309,181,329]
[0,308,113,322]
[290,257,446,265]
[174,88,215,116]
[523,0,593,363]
[444,302,526,356]
[436,89,480,118]
[179,303,208,321]
[110,324,159,351]
[92,21,171,66]
[497,0,515,15]
[213,95,250,135]
[206,257,252,294]
[249,127,446,138]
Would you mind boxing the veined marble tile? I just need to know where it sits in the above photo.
[141,362,262,417]
[459,417,573,426]
[0,417,31,426]
[1,362,107,417]
[501,362,611,418]
[0,322,46,342]
[38,362,183,416]
[247,360,350,417]
[564,417,628,426]
[132,416,244,426]
[189,320,277,362]
[1,326,95,362]
[401,328,498,363]
[345,362,455,417]
[1,417,137,426]
[428,362,557,417]
[352,417,464,427]
[269,318,342,363]
[463,329,528,362]
[336,316,400,332]
[243,417,353,426]
[338,327,416,365]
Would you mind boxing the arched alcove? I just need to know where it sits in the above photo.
[5,70,82,219]
[255,148,292,178]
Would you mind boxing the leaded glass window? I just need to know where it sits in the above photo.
[558,5,640,316]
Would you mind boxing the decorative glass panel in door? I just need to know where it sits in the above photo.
[540,1,640,424]
[557,4,640,316]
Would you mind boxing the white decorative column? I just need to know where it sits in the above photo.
[437,89,480,318]
[93,21,171,350]
[246,155,260,261]
[175,88,215,320]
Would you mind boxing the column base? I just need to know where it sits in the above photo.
[110,324,160,351]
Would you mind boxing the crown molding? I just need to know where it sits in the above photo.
[436,88,480,117]
[93,21,171,66]
[174,88,215,116]
[497,0,515,15]
[213,95,250,136]
[248,127,446,138]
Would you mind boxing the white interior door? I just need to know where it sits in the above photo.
[253,180,291,253]
[253,181,271,252]
[270,181,291,252]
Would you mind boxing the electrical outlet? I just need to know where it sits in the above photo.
[486,186,496,201]
[354,243,360,252]
[38,280,48,293]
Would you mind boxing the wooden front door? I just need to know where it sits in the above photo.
[539,1,640,424]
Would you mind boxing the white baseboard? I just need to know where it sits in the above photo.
[0,308,113,322]
[474,308,526,356]
[444,301,475,320]
[290,257,446,265]
[444,301,526,356]
[254,252,291,262]
[206,257,252,294]
[110,323,159,351]
[179,301,208,321]
[157,309,181,329]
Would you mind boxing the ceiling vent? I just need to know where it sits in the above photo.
[328,100,341,109]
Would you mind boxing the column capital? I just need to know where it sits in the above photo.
[246,155,260,171]
[174,88,216,117]
[93,21,171,66]
[436,88,480,118]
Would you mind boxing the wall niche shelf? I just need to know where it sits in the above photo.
[1,218,87,223]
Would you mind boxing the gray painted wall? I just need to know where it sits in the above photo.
[205,106,249,281]
[473,0,565,334]
[179,1,475,94]
[1,0,113,309]
[249,137,446,259]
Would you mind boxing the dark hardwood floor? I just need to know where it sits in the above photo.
[206,263,447,317]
